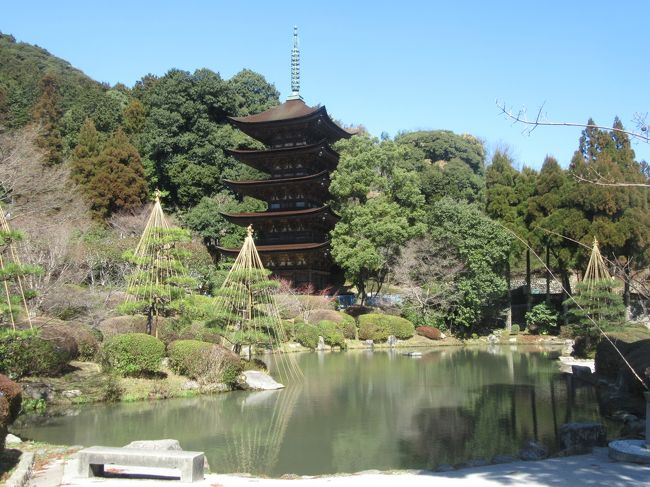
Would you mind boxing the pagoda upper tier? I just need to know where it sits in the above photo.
[228,99,353,148]
[223,170,330,204]
[225,140,340,176]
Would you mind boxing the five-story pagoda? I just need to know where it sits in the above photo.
[218,27,353,290]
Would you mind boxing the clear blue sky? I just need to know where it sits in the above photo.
[4,1,649,169]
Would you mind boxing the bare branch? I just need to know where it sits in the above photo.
[496,100,650,143]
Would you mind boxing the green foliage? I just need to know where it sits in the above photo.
[510,324,520,335]
[357,313,414,342]
[168,339,242,385]
[100,333,165,376]
[525,303,558,335]
[317,320,346,348]
[427,198,511,330]
[0,329,67,379]
[167,339,212,377]
[293,322,319,349]
[135,68,278,207]
[564,280,626,336]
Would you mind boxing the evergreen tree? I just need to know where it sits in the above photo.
[32,72,63,164]
[70,118,101,187]
[84,128,148,219]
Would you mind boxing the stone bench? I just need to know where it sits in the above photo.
[77,446,205,483]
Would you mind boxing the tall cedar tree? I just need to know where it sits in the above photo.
[70,118,101,187]
[85,128,148,219]
[32,73,63,165]
[569,118,650,313]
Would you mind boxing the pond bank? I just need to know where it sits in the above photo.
[27,446,650,486]
[17,335,566,412]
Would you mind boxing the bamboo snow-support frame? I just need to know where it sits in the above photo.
[0,203,32,330]
[215,225,303,382]
[583,238,612,290]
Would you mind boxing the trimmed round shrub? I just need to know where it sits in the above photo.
[317,320,346,349]
[168,339,242,386]
[358,314,415,342]
[294,322,319,349]
[306,309,357,339]
[510,324,521,335]
[0,374,22,424]
[0,330,68,379]
[101,333,165,376]
[416,326,442,340]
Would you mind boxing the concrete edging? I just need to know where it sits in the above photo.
[5,451,35,487]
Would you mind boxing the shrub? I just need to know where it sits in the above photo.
[317,320,346,348]
[358,314,416,342]
[101,333,165,376]
[510,324,520,335]
[0,329,68,378]
[294,322,319,349]
[416,326,442,340]
[168,339,242,386]
[0,374,21,453]
[525,303,558,335]
[306,309,356,339]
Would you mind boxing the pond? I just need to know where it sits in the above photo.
[15,346,608,476]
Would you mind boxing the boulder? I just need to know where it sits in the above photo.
[559,422,607,453]
[62,389,82,398]
[519,440,548,461]
[21,383,54,401]
[387,335,397,347]
[487,334,499,344]
[317,336,326,351]
[241,370,284,391]
[364,339,374,349]
[5,433,21,445]
[124,439,182,451]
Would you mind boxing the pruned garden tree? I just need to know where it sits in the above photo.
[120,193,198,335]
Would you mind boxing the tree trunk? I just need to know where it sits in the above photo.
[506,259,512,331]
[146,304,154,336]
[624,266,631,321]
[545,245,551,306]
[526,247,532,313]
[561,269,571,325]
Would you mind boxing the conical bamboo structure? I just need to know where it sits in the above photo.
[214,225,302,382]
[123,191,194,334]
[0,203,33,330]
[583,238,611,291]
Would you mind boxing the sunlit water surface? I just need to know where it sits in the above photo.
[15,346,607,476]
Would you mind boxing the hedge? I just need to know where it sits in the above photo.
[317,320,346,349]
[358,314,415,342]
[168,339,242,386]
[0,329,68,379]
[101,333,165,376]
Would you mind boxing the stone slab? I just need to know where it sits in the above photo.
[242,370,284,390]
[609,439,650,464]
[77,446,204,482]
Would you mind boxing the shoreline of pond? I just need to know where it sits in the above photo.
[16,335,567,415]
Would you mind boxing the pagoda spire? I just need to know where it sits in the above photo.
[287,26,302,100]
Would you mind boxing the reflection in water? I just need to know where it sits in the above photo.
[15,347,608,476]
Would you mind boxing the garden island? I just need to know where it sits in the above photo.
[0,25,649,485]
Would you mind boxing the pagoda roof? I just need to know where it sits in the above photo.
[217,240,329,256]
[223,170,329,189]
[228,99,353,145]
[225,140,339,173]
[221,205,337,224]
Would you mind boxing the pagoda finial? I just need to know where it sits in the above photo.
[154,188,162,203]
[287,26,302,100]
[247,224,254,238]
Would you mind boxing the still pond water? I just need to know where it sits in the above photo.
[16,346,606,476]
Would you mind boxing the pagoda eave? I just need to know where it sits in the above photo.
[217,241,330,256]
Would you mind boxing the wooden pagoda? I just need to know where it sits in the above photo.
[218,27,353,289]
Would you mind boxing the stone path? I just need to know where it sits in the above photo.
[34,447,649,487]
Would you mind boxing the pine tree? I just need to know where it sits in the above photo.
[120,195,197,335]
